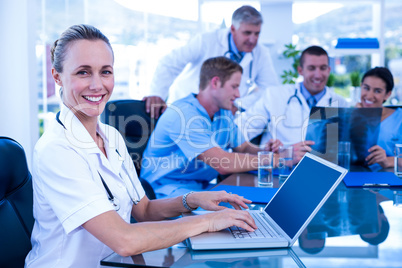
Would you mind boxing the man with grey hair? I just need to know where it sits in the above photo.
[143,5,279,118]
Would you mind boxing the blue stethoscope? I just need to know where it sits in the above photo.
[287,89,303,106]
[56,111,141,211]
[283,86,333,128]
[224,33,255,89]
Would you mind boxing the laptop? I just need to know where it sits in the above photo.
[183,153,348,250]
[306,107,382,165]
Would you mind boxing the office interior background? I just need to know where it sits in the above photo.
[1,0,402,168]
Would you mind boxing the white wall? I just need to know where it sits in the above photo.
[260,1,293,84]
[0,0,39,168]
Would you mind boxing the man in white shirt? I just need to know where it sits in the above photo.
[143,5,279,118]
[235,46,348,161]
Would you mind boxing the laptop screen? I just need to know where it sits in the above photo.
[264,156,342,239]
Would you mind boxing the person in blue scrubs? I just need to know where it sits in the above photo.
[357,67,402,170]
[141,56,282,198]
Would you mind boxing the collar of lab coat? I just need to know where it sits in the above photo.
[58,104,123,173]
[296,82,331,106]
[299,82,327,103]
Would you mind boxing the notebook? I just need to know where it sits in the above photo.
[183,153,348,250]
[343,171,402,187]
[306,107,382,165]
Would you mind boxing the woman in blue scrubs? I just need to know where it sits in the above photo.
[357,67,402,170]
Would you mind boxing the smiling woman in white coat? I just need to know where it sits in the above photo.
[24,24,257,268]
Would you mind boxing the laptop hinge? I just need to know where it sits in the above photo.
[260,212,288,241]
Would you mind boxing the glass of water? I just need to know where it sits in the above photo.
[338,141,351,170]
[393,191,402,207]
[258,151,274,188]
[278,146,293,181]
[395,144,402,177]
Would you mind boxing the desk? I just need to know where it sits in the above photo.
[101,247,304,267]
[101,172,402,267]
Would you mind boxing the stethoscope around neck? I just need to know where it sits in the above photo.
[223,33,254,89]
[286,87,333,106]
[56,111,141,211]
[283,86,333,128]
[97,154,141,211]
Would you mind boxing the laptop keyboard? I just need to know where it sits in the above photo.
[229,212,278,239]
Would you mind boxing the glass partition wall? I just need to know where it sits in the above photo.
[36,0,402,135]
[36,0,261,134]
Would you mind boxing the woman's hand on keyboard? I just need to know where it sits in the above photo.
[202,209,257,232]
[187,191,251,211]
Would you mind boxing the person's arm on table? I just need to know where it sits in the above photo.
[133,191,252,221]
[83,192,256,257]
[366,145,394,168]
[235,139,312,167]
[197,147,259,174]
[233,139,282,155]
[262,139,283,153]
[263,139,283,153]
[291,140,315,165]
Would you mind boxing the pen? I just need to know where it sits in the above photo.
[363,183,390,187]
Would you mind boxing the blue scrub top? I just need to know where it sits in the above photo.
[141,94,245,185]
[370,108,402,171]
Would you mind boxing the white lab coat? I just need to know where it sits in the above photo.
[26,105,145,268]
[235,82,348,146]
[149,28,279,109]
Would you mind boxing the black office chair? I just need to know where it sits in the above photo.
[0,137,34,268]
[385,104,402,109]
[101,99,161,200]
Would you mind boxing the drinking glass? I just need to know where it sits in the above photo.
[278,146,293,181]
[258,151,274,188]
[395,144,402,177]
[338,141,351,170]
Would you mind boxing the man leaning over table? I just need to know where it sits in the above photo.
[141,57,284,198]
[142,5,279,118]
[235,45,348,162]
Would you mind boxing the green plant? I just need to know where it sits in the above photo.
[327,73,335,87]
[333,74,350,88]
[280,43,300,84]
[350,71,361,87]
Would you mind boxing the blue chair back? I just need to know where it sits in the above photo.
[101,100,159,172]
[0,137,34,268]
[101,100,159,200]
